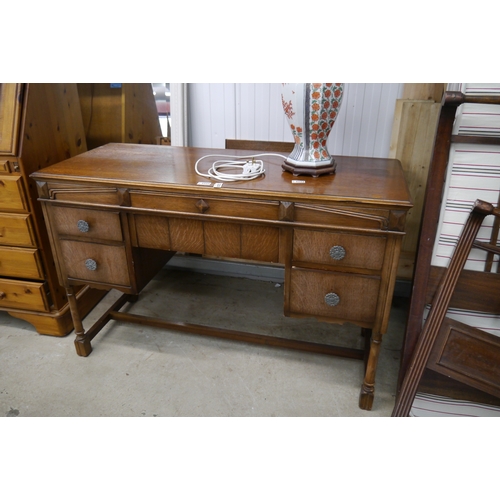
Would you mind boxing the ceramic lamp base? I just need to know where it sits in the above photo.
[282,159,336,177]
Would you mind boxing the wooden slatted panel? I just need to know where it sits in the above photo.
[390,99,441,279]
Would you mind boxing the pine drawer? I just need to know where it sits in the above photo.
[0,213,36,247]
[0,174,28,212]
[0,246,44,280]
[0,278,50,312]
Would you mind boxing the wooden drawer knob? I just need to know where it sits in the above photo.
[85,258,97,271]
[196,199,209,213]
[329,245,346,260]
[324,292,340,307]
[77,220,90,232]
[0,291,6,300]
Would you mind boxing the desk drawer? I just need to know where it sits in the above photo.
[50,207,123,242]
[293,229,386,271]
[0,278,50,312]
[0,213,36,247]
[289,268,380,325]
[0,174,27,211]
[59,240,130,286]
[130,191,280,221]
[0,247,44,280]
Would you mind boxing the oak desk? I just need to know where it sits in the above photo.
[31,143,412,410]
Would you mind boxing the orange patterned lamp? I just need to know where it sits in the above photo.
[281,83,344,176]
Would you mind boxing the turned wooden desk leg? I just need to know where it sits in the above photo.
[65,286,92,357]
[359,330,382,410]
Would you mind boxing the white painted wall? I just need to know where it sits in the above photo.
[187,83,404,158]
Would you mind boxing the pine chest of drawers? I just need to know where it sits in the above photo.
[0,83,106,335]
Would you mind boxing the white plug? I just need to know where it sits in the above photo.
[243,160,263,175]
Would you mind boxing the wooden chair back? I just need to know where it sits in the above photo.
[393,200,500,416]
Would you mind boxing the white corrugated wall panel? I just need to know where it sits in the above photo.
[188,83,404,158]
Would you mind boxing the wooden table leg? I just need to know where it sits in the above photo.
[65,286,92,357]
[359,330,382,410]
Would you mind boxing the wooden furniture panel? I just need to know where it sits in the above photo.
[394,200,500,415]
[426,266,500,313]
[0,278,50,312]
[289,268,380,324]
[428,318,500,399]
[293,229,386,271]
[241,225,280,262]
[59,240,130,286]
[130,191,280,221]
[50,206,123,242]
[32,143,412,410]
[0,84,22,155]
[293,204,391,231]
[389,98,441,279]
[169,218,204,253]
[0,174,28,211]
[225,139,294,153]
[0,159,13,171]
[48,186,122,205]
[399,91,500,407]
[204,221,241,258]
[0,246,44,279]
[0,83,106,336]
[0,213,36,247]
[133,214,171,249]
[77,83,162,150]
[133,214,280,263]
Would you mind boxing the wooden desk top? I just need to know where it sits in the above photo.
[32,143,412,209]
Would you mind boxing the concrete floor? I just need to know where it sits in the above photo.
[0,267,409,417]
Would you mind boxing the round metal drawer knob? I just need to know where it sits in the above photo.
[325,292,340,307]
[85,258,97,271]
[329,245,346,260]
[77,220,90,233]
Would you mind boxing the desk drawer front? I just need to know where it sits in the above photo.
[0,278,50,312]
[130,192,279,221]
[289,268,380,324]
[43,183,122,205]
[50,207,123,242]
[134,214,280,263]
[293,229,386,271]
[0,213,36,247]
[59,241,130,286]
[0,247,44,280]
[293,204,390,230]
[0,175,27,211]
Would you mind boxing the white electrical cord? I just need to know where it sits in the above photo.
[195,153,288,182]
